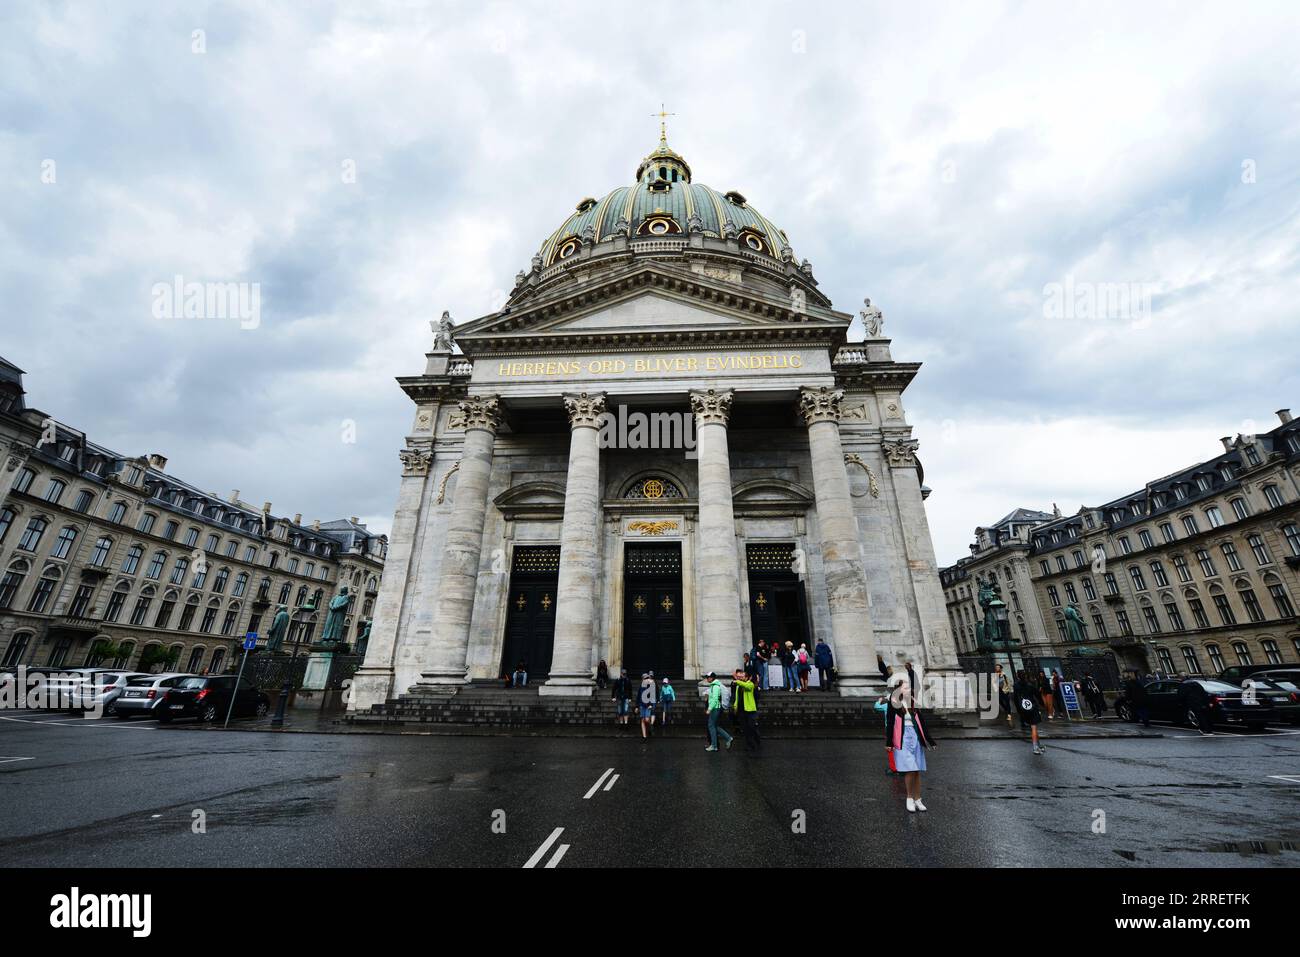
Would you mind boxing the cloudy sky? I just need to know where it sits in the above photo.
[2,1,1298,565]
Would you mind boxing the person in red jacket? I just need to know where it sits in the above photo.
[884,671,937,812]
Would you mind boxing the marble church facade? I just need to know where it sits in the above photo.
[350,135,961,709]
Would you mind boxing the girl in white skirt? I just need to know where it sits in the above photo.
[884,671,937,812]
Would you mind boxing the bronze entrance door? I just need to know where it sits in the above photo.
[499,545,559,679]
[746,542,812,654]
[622,542,684,679]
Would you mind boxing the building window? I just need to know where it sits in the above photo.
[1262,640,1282,665]
[1118,536,1132,556]
[244,545,258,562]
[68,584,95,618]
[103,588,128,623]
[89,537,112,567]
[1284,524,1300,557]
[1263,485,1284,509]
[1212,594,1236,626]
[1205,506,1224,528]
[1,565,29,610]
[1246,534,1271,566]
[122,545,143,575]
[1268,584,1296,618]
[137,513,156,534]
[49,639,73,668]
[183,528,199,547]
[1047,585,1060,607]
[129,594,153,626]
[108,502,127,524]
[1173,555,1192,583]
[14,468,35,494]
[191,566,208,589]
[1206,643,1225,672]
[278,582,291,605]
[232,572,248,598]
[1230,498,1250,521]
[1196,475,1211,492]
[1064,582,1078,603]
[0,507,14,544]
[18,517,48,552]
[1055,555,1068,572]
[1150,561,1169,587]
[1138,529,1154,550]
[1082,577,1097,601]
[1142,606,1161,634]
[1156,646,1175,674]
[27,572,59,613]
[1116,610,1133,636]
[145,551,166,580]
[1181,646,1202,675]
[1195,549,1217,577]
[186,647,205,673]
[179,600,199,631]
[1231,641,1253,665]
[212,568,229,594]
[199,605,218,633]
[1091,614,1108,638]
[1104,573,1120,596]
[210,648,226,673]
[1164,602,1185,631]
[1039,560,1050,576]
[1128,566,1147,591]
[1,632,32,667]
[205,533,219,553]
[43,478,66,504]
[1188,597,1211,629]
[162,520,179,540]
[1159,522,1176,543]
[50,526,78,560]
[220,608,238,636]
[168,557,189,585]
[1240,588,1265,623]
[224,540,238,558]
[1220,542,1243,572]
[155,598,176,629]
[1182,515,1199,536]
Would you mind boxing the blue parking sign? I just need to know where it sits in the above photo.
[243,633,258,650]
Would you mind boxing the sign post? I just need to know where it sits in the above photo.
[1059,680,1084,721]
[223,632,258,729]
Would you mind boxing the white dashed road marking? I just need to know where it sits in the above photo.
[544,843,569,867]
[583,768,614,799]
[1266,775,1300,785]
[523,827,565,869]
[604,773,619,792]
[0,756,35,764]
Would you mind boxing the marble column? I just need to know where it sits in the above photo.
[690,388,744,677]
[418,394,501,686]
[541,391,606,697]
[799,386,879,695]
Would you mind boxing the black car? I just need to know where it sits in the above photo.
[157,675,270,723]
[1215,664,1281,687]
[1248,669,1300,724]
[1115,678,1279,730]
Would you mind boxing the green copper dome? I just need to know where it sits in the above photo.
[537,136,792,266]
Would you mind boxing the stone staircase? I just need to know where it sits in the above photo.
[347,680,974,733]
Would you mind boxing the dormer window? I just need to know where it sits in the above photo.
[724,190,747,207]
[554,237,580,262]
[637,216,680,237]
[738,229,769,253]
[575,197,596,213]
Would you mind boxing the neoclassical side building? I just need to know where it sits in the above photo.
[351,133,960,708]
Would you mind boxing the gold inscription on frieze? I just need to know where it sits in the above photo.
[495,353,804,378]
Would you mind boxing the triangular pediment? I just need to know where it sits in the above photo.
[453,263,850,354]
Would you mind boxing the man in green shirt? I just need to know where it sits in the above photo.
[704,672,733,752]
[731,669,761,750]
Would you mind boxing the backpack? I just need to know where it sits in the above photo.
[798,649,808,665]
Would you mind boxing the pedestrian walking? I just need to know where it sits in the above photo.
[994,664,1013,728]
[659,676,676,726]
[1038,671,1056,720]
[596,659,609,691]
[780,642,797,691]
[797,643,812,692]
[638,672,656,739]
[884,671,936,812]
[1123,673,1150,727]
[703,671,733,752]
[731,668,761,750]
[814,638,834,691]
[755,640,770,690]
[612,669,633,726]
[1176,680,1214,735]
[1014,670,1045,754]
[1083,675,1104,717]
[1052,671,1066,716]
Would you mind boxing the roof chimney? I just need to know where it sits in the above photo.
[1220,436,1233,452]
[1278,408,1293,424]
[293,513,302,525]
[350,516,359,524]
[147,453,168,469]
[262,502,271,513]
[312,519,321,530]
[230,489,240,502]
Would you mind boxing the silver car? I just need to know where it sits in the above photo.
[113,673,199,719]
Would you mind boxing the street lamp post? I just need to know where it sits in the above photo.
[269,602,316,729]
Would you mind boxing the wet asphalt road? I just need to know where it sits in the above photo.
[1,710,1298,868]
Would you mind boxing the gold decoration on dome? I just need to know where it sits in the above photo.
[628,520,678,536]
[651,103,676,143]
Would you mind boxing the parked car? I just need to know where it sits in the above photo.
[37,668,145,714]
[1115,678,1280,730]
[1215,663,1280,687]
[156,675,269,723]
[113,673,199,720]
[1248,669,1300,725]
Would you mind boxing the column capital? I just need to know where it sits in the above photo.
[458,394,502,434]
[798,385,845,426]
[398,442,432,477]
[562,391,608,430]
[690,388,734,426]
[881,438,920,467]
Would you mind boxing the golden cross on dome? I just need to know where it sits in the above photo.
[652,103,676,144]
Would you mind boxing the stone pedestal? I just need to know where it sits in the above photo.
[690,389,744,676]
[417,395,501,688]
[799,386,879,696]
[542,392,606,697]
